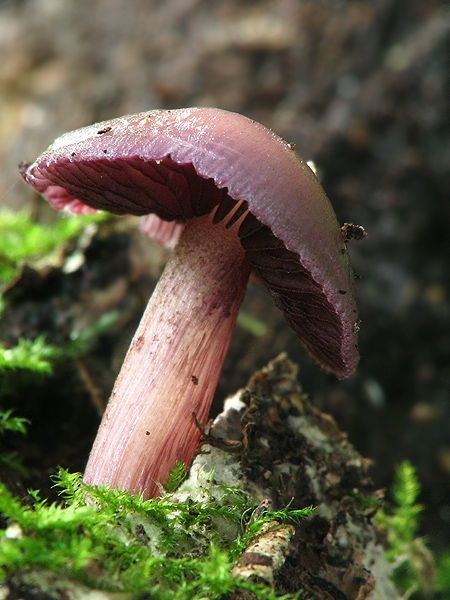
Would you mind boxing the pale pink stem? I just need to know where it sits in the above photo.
[83,210,250,498]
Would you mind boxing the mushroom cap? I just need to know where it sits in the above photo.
[20,108,359,377]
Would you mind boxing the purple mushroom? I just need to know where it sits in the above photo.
[20,108,359,499]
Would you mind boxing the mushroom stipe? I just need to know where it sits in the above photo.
[20,107,360,499]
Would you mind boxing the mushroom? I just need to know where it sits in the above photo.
[20,108,359,499]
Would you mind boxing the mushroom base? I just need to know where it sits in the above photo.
[83,210,251,498]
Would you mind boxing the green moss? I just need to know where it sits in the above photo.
[162,461,187,493]
[0,208,120,476]
[0,208,118,389]
[0,209,107,286]
[236,310,268,337]
[0,409,29,477]
[0,409,29,436]
[375,462,437,598]
[0,311,119,398]
[436,552,450,594]
[0,335,58,375]
[0,469,310,599]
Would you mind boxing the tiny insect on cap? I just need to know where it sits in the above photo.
[20,107,359,377]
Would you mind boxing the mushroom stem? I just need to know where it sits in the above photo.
[83,209,251,498]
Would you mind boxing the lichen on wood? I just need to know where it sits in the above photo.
[176,353,399,599]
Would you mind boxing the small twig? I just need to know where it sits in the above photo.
[192,412,242,452]
[76,359,105,416]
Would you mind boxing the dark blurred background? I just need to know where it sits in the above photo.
[1,0,449,555]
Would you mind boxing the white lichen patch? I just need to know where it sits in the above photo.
[125,512,166,556]
[173,445,242,503]
[231,522,295,586]
[171,443,269,542]
[5,523,23,540]
[5,572,132,600]
[287,415,333,452]
[363,542,400,600]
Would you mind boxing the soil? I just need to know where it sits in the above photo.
[0,0,449,560]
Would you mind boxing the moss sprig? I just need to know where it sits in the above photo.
[0,335,58,375]
[376,461,436,598]
[0,409,29,476]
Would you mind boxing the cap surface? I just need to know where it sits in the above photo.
[20,108,359,377]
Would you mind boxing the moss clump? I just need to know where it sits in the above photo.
[0,469,311,599]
